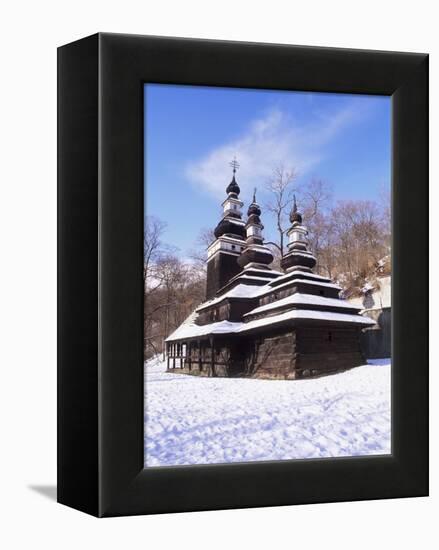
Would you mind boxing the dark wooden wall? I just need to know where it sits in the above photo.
[206,252,241,300]
[167,325,366,380]
[245,331,297,379]
[296,327,364,377]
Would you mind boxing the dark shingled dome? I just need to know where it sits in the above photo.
[247,213,262,226]
[247,202,261,217]
[290,209,303,224]
[226,176,240,196]
[280,250,316,271]
[214,218,246,239]
[237,247,274,269]
[290,197,302,224]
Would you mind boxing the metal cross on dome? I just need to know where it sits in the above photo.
[229,156,240,175]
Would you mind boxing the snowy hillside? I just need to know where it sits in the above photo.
[144,358,391,467]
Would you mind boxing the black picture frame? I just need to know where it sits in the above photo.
[58,33,428,517]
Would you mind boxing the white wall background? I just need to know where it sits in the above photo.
[0,1,436,548]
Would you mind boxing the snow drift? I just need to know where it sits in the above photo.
[144,357,391,467]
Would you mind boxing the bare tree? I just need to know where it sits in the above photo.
[144,216,167,287]
[298,178,332,220]
[188,227,215,270]
[328,200,389,291]
[197,227,215,249]
[265,166,297,256]
[378,182,391,251]
[144,253,205,359]
[143,216,174,358]
[297,179,333,272]
[143,216,208,359]
[266,243,283,272]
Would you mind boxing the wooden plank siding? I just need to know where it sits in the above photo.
[166,325,365,379]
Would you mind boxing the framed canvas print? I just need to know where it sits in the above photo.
[58,33,428,517]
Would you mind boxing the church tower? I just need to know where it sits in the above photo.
[206,159,246,299]
[237,189,273,270]
[280,195,317,272]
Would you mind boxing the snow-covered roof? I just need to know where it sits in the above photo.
[268,269,331,286]
[284,278,341,290]
[243,267,283,276]
[196,283,262,311]
[285,250,315,259]
[237,274,275,282]
[165,310,201,341]
[166,306,375,341]
[240,308,375,333]
[224,267,281,287]
[254,277,341,298]
[245,293,361,317]
[226,217,245,226]
[165,317,241,341]
[244,244,273,252]
[197,268,282,312]
[197,272,343,313]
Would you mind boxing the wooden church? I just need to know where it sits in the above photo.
[165,163,374,379]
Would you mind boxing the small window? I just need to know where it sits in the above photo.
[328,331,332,342]
[231,244,236,250]
[319,290,324,296]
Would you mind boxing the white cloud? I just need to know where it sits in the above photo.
[185,101,362,200]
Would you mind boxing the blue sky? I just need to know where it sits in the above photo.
[144,84,390,255]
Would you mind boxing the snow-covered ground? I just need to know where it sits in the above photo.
[144,357,391,467]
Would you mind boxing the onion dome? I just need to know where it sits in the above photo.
[214,218,246,239]
[290,195,302,224]
[247,188,261,217]
[213,158,245,240]
[280,249,316,271]
[226,156,241,197]
[238,188,273,269]
[226,175,240,197]
[237,246,273,269]
[247,213,262,227]
[246,188,262,226]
